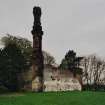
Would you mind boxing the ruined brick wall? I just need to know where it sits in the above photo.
[43,65,82,91]
[20,65,82,91]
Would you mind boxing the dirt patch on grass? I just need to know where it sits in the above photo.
[0,93,25,97]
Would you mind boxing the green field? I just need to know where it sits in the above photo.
[0,91,105,105]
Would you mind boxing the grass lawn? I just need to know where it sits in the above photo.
[0,91,105,105]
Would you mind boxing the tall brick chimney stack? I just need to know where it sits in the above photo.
[31,6,44,92]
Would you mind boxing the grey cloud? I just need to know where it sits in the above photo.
[0,0,105,64]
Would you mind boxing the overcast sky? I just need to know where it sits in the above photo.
[0,0,105,64]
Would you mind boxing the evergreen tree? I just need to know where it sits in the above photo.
[60,50,83,76]
[0,43,27,91]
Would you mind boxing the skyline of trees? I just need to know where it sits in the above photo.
[1,34,105,91]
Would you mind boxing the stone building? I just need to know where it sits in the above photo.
[44,65,82,91]
[20,65,82,91]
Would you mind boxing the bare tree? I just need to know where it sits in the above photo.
[43,51,56,66]
[81,55,105,90]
